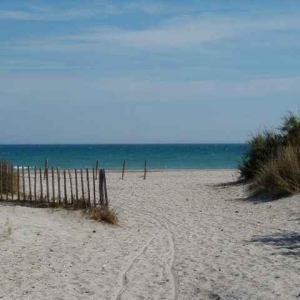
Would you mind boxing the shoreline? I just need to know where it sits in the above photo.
[17,168,239,172]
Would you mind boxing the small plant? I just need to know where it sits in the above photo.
[89,207,118,225]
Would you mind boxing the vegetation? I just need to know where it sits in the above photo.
[0,160,18,195]
[251,145,300,197]
[89,207,118,225]
[239,112,300,197]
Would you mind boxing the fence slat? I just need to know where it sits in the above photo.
[52,167,55,203]
[80,169,85,203]
[98,169,102,206]
[28,166,32,202]
[34,167,37,201]
[57,168,61,205]
[5,165,9,200]
[17,165,20,200]
[122,160,126,180]
[86,168,91,206]
[75,169,79,203]
[11,164,14,200]
[100,170,104,206]
[22,166,26,201]
[93,167,96,207]
[103,170,108,207]
[39,167,43,201]
[144,160,147,180]
[64,170,67,205]
[68,170,73,204]
[46,166,50,203]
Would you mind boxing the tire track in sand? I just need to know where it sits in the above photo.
[114,206,178,300]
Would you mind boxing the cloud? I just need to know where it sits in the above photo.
[1,75,300,102]
[0,1,176,21]
[4,12,300,52]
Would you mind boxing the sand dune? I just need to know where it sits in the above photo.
[1,170,300,299]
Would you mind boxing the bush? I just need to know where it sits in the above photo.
[280,112,300,145]
[251,145,300,197]
[239,131,283,180]
[239,112,300,181]
[0,160,18,195]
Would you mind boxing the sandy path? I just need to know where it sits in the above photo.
[1,170,300,299]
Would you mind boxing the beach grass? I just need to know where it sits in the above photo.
[240,112,300,198]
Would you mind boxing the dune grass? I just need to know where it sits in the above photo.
[239,112,300,182]
[239,112,300,198]
[250,145,300,197]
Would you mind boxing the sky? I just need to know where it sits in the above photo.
[0,0,300,144]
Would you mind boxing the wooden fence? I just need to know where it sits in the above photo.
[0,163,108,208]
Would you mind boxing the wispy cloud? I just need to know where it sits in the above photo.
[4,13,300,52]
[0,1,176,21]
[2,75,300,102]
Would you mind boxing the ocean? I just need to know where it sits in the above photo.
[0,144,248,170]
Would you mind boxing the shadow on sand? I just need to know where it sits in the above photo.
[250,232,300,257]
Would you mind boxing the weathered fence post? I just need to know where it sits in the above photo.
[11,164,14,200]
[57,168,61,205]
[93,167,96,207]
[98,169,102,206]
[68,170,73,204]
[17,165,20,200]
[46,166,50,203]
[144,160,147,180]
[122,160,126,180]
[22,166,26,200]
[63,170,67,206]
[28,166,32,202]
[6,165,9,200]
[34,167,37,201]
[75,169,79,204]
[103,170,108,207]
[39,167,43,201]
[80,169,85,203]
[86,168,91,206]
[52,167,55,203]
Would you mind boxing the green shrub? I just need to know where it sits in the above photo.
[239,112,300,181]
[239,130,283,180]
[251,145,300,197]
[280,112,300,145]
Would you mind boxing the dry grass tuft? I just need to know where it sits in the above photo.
[89,207,118,225]
[251,145,300,197]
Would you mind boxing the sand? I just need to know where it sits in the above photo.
[1,170,300,300]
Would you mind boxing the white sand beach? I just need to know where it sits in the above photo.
[1,170,300,300]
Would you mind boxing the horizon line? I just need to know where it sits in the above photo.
[0,142,247,146]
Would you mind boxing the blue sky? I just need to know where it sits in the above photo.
[1,0,300,144]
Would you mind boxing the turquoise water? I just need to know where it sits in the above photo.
[0,144,248,170]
